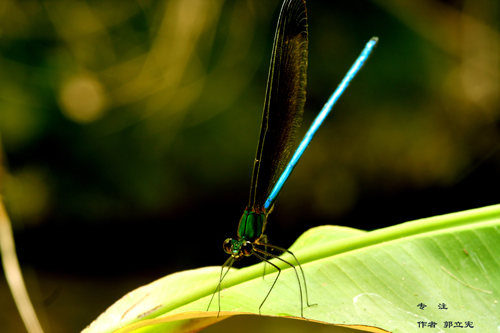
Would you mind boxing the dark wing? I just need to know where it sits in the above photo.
[248,0,308,210]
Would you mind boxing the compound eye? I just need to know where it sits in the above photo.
[223,239,232,254]
[241,241,253,257]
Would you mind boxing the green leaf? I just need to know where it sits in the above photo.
[82,204,500,333]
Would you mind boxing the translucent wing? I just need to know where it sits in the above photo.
[248,0,308,210]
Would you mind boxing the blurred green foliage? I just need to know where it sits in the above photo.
[0,0,499,332]
[2,0,500,231]
[1,0,499,228]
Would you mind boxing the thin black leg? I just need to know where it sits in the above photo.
[207,256,234,317]
[252,251,282,316]
[259,242,316,308]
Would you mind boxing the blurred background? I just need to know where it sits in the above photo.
[0,0,499,332]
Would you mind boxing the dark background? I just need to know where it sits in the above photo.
[1,0,499,332]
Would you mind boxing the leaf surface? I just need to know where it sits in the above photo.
[82,204,500,333]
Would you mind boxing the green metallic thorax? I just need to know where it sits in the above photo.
[237,207,267,242]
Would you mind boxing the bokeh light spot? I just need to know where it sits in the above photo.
[59,74,107,123]
[4,168,50,227]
